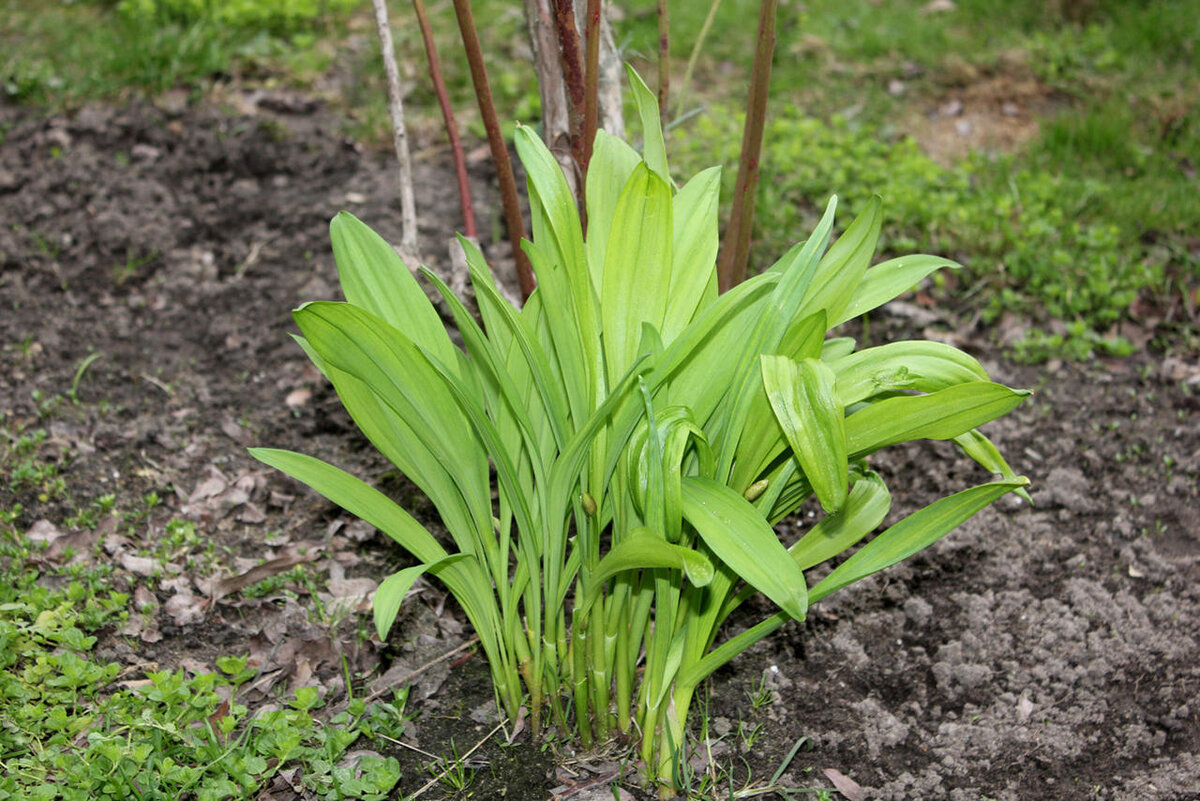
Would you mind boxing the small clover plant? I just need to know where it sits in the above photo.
[252,69,1029,795]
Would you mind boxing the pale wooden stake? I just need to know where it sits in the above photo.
[370,0,420,260]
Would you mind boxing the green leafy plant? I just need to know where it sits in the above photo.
[252,71,1029,794]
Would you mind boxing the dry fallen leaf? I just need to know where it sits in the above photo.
[164,586,207,626]
[823,767,866,801]
[209,546,323,601]
[921,0,956,12]
[285,387,312,408]
[121,553,162,576]
[26,519,64,545]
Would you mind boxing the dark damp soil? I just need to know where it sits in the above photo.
[1,94,1198,801]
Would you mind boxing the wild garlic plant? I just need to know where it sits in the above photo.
[251,70,1029,794]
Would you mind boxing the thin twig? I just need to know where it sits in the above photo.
[410,720,505,799]
[716,0,777,292]
[676,0,724,116]
[361,636,479,704]
[412,0,477,237]
[657,0,670,130]
[451,0,536,300]
[369,0,420,258]
[374,733,441,760]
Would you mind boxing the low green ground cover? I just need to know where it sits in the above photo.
[0,420,406,801]
[654,0,1197,359]
[675,107,1191,360]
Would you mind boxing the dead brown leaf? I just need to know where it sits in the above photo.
[210,546,323,602]
[823,768,866,801]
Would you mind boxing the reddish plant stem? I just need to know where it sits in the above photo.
[412,0,477,238]
[451,0,536,300]
[550,0,588,177]
[716,0,776,293]
[657,0,670,131]
[581,0,601,178]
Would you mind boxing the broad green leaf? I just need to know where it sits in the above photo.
[601,163,674,385]
[681,477,808,621]
[789,471,891,571]
[714,200,839,484]
[728,310,828,493]
[248,448,448,565]
[762,355,848,513]
[809,477,1029,602]
[821,337,856,361]
[462,237,571,446]
[248,449,503,674]
[517,125,602,419]
[420,265,553,478]
[828,341,989,406]
[294,302,492,543]
[329,212,456,369]
[798,196,882,325]
[846,381,1031,456]
[515,124,586,278]
[663,166,722,342]
[585,131,642,291]
[834,254,961,325]
[296,352,479,554]
[771,196,838,314]
[624,64,670,184]
[581,530,714,614]
[650,271,777,417]
[374,555,468,639]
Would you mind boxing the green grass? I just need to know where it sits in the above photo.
[0,0,345,108]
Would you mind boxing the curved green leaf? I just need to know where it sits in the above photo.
[846,382,1031,456]
[809,477,1029,603]
[681,476,808,621]
[601,163,674,384]
[248,448,448,565]
[834,254,961,326]
[798,196,882,325]
[624,64,670,183]
[663,166,722,341]
[762,355,848,513]
[374,554,468,639]
[789,471,891,571]
[585,131,642,291]
[581,530,714,613]
[329,212,456,369]
[828,340,989,406]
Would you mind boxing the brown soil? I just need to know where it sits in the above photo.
[1,95,1198,801]
[907,55,1061,166]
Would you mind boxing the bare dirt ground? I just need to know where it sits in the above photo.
[1,95,1198,800]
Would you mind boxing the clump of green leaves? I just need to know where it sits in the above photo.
[253,70,1028,793]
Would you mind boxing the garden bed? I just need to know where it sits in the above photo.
[1,94,1197,800]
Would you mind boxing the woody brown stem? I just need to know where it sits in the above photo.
[451,0,536,300]
[716,0,776,293]
[550,0,588,178]
[412,0,477,238]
